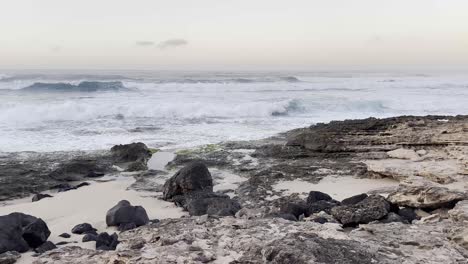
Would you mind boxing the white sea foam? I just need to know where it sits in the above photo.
[0,71,467,152]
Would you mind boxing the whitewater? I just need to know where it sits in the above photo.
[0,71,467,152]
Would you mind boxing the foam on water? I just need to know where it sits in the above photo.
[0,71,467,152]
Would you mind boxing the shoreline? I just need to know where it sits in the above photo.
[1,115,467,263]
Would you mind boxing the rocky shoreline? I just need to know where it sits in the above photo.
[1,115,467,263]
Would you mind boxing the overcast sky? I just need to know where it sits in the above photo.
[0,0,467,70]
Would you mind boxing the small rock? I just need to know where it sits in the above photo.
[71,223,97,235]
[34,241,56,254]
[75,182,90,188]
[106,200,149,227]
[58,233,71,238]
[397,207,420,223]
[380,212,406,224]
[32,194,53,202]
[56,241,71,246]
[82,234,98,242]
[331,195,391,226]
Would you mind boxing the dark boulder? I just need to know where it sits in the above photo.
[48,160,107,182]
[331,195,391,226]
[0,213,51,254]
[32,193,53,202]
[82,234,98,242]
[96,232,119,251]
[71,223,97,235]
[163,162,213,200]
[111,142,151,164]
[279,202,308,219]
[398,207,420,223]
[22,218,51,248]
[56,241,72,246]
[306,191,333,204]
[58,233,71,238]
[106,200,149,227]
[341,193,368,205]
[34,241,56,254]
[184,192,241,216]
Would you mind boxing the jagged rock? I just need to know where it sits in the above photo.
[387,184,466,209]
[34,241,56,254]
[110,142,151,164]
[341,193,368,205]
[0,213,51,254]
[106,200,149,227]
[32,193,53,202]
[0,251,20,264]
[58,233,70,238]
[449,200,468,222]
[331,195,390,226]
[82,234,97,243]
[96,233,119,251]
[163,162,213,200]
[71,223,97,235]
[184,192,241,216]
[22,218,51,248]
[306,191,332,204]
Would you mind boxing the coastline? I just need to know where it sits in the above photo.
[1,115,467,263]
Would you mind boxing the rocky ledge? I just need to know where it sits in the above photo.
[1,115,467,263]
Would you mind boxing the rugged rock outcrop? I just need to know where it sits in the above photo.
[331,195,391,226]
[106,200,149,229]
[163,162,213,200]
[32,194,53,202]
[0,213,51,254]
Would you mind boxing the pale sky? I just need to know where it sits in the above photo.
[0,0,467,70]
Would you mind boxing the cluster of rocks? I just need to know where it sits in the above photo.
[0,213,53,255]
[163,162,241,216]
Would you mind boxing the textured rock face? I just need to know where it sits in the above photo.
[106,200,149,228]
[0,213,51,254]
[111,142,152,171]
[449,200,468,222]
[331,195,391,226]
[388,184,466,209]
[163,162,213,200]
[34,217,468,264]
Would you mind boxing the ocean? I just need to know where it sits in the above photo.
[0,70,467,153]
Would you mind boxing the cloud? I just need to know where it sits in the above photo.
[157,39,188,49]
[136,41,155,46]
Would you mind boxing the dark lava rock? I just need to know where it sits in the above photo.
[106,200,149,227]
[306,191,333,204]
[163,162,213,200]
[184,192,241,216]
[279,202,308,219]
[0,213,51,254]
[49,160,108,182]
[398,207,420,223]
[331,195,391,226]
[82,234,98,242]
[341,193,368,206]
[111,142,151,164]
[34,241,56,254]
[71,223,97,235]
[22,218,51,248]
[118,222,137,232]
[56,241,71,246]
[32,193,53,202]
[96,232,119,251]
[58,233,71,238]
